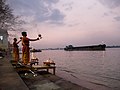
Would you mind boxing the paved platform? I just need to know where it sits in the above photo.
[19,71,89,90]
[0,55,29,90]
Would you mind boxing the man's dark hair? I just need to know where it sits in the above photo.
[22,32,27,36]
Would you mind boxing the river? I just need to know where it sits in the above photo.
[30,48,120,90]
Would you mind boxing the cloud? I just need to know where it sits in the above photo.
[8,0,65,25]
[98,0,120,8]
[34,9,65,25]
[97,0,120,22]
[103,12,109,16]
[114,16,120,21]
[63,2,73,11]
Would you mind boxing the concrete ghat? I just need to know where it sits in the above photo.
[19,71,90,90]
[0,56,29,90]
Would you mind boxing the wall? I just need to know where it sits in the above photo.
[0,29,8,51]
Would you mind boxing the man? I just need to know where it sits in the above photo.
[21,32,41,65]
[13,38,21,62]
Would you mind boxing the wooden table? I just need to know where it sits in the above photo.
[33,65,56,75]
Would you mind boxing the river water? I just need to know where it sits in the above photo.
[31,48,120,90]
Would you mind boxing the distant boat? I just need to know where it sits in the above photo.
[64,44,106,51]
[30,49,42,52]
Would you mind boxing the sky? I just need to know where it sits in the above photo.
[7,0,120,48]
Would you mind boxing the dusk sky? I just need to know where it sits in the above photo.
[7,0,120,48]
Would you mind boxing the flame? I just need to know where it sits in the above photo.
[31,52,36,59]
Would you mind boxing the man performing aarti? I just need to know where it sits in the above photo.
[21,31,42,65]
